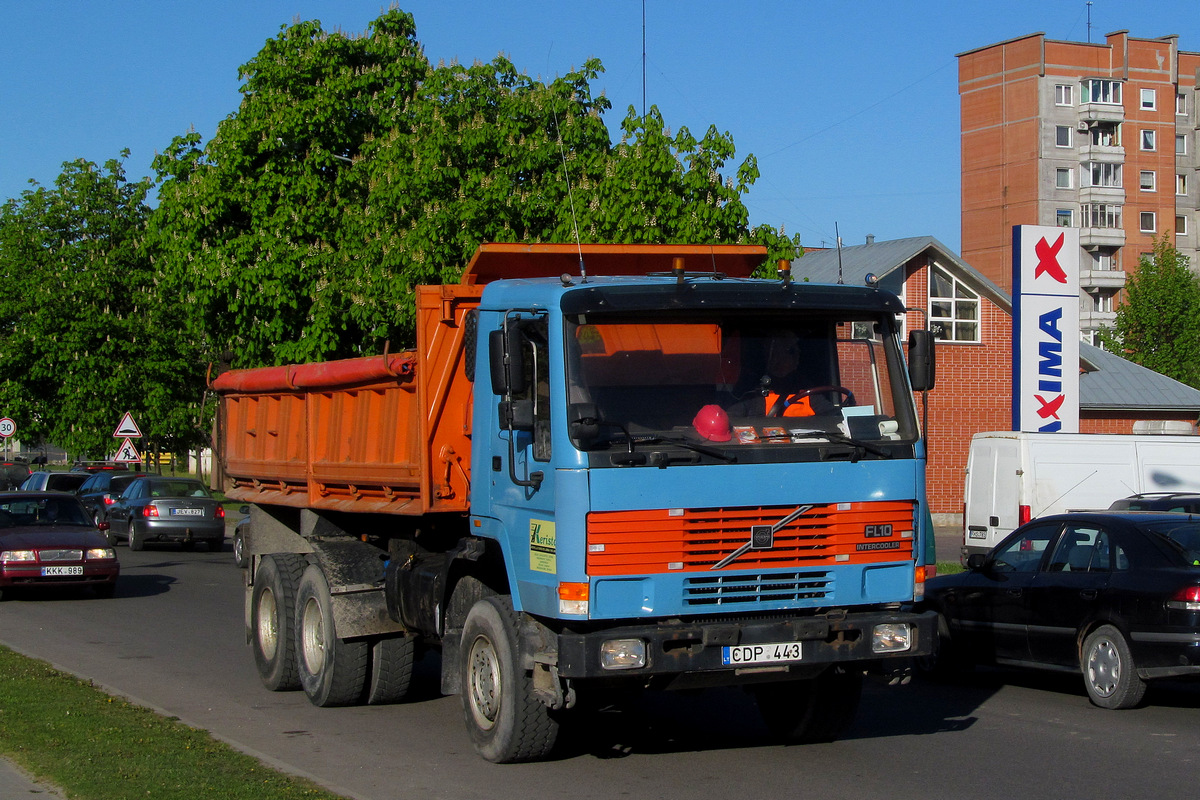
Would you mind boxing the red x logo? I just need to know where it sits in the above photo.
[1036,394,1065,420]
[1034,234,1067,283]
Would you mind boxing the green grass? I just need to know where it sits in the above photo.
[935,561,964,576]
[0,645,347,800]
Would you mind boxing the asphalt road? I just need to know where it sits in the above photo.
[2,542,1200,800]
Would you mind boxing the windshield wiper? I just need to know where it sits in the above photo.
[789,430,892,460]
[646,435,737,464]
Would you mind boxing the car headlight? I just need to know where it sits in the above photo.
[0,550,36,562]
[86,548,116,560]
[871,623,913,654]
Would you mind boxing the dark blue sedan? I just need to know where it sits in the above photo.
[924,512,1200,709]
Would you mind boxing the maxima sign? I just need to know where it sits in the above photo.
[1012,225,1079,432]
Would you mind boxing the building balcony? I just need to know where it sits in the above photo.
[1078,143,1124,162]
[1079,269,1127,290]
[1079,227,1126,248]
[1079,186,1125,205]
[1080,309,1118,329]
[1079,103,1125,124]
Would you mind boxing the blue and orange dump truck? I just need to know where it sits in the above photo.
[212,243,937,762]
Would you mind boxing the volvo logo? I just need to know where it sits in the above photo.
[710,505,813,570]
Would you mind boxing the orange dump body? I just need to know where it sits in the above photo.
[212,283,483,515]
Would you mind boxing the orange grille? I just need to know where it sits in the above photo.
[586,501,914,575]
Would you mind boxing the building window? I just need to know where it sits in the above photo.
[1177,134,1188,155]
[1057,208,1073,227]
[1089,290,1114,313]
[928,265,980,343]
[1055,84,1074,106]
[1141,130,1156,151]
[1056,126,1072,147]
[1140,88,1156,110]
[1179,174,1189,196]
[1140,212,1157,233]
[1083,162,1121,187]
[1178,215,1189,236]
[1139,171,1156,192]
[1055,168,1073,189]
[1179,93,1188,115]
[1082,204,1122,228]
[1090,249,1116,271]
[1082,79,1122,105]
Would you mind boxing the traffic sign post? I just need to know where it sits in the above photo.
[0,417,14,460]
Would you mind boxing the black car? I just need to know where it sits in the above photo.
[76,470,142,525]
[1110,493,1200,514]
[924,512,1200,709]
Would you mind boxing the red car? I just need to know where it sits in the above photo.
[0,492,120,599]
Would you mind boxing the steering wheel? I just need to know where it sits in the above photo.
[791,385,856,408]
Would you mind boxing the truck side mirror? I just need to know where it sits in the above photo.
[489,326,528,396]
[907,330,936,391]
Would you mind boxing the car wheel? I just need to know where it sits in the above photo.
[128,522,145,551]
[296,563,369,707]
[461,595,559,762]
[233,531,248,569]
[251,553,305,691]
[751,666,863,743]
[1082,624,1146,709]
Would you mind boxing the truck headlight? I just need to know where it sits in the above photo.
[872,623,913,654]
[600,638,646,670]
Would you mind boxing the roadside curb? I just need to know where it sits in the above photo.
[0,755,67,799]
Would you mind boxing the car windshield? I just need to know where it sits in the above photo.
[0,496,91,527]
[148,480,211,498]
[564,311,919,453]
[1143,519,1200,565]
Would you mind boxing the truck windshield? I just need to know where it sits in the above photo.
[565,312,920,458]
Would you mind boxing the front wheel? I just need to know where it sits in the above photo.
[1082,625,1145,709]
[295,564,369,707]
[460,595,558,762]
[752,666,863,743]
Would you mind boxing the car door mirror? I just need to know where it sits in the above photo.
[966,553,987,571]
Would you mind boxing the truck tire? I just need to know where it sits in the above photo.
[460,595,558,763]
[296,563,370,707]
[752,666,863,744]
[251,553,305,691]
[363,635,416,705]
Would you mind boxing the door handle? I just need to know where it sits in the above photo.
[1079,590,1097,600]
[1006,589,1023,597]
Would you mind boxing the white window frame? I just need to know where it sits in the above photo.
[1091,250,1114,271]
[1179,174,1189,196]
[1176,215,1188,235]
[1056,208,1073,227]
[1140,211,1157,233]
[1139,171,1156,192]
[1177,134,1188,156]
[1141,129,1156,151]
[928,264,981,344]
[1056,125,1072,148]
[1083,162,1121,188]
[1055,84,1074,106]
[1141,88,1157,110]
[1082,203,1122,229]
[1056,168,1073,189]
[1082,79,1122,105]
[1179,93,1188,116]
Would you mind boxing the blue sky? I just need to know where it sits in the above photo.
[3,1,1197,253]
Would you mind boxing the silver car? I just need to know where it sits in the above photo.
[106,477,225,552]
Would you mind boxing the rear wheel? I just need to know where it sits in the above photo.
[233,531,248,568]
[128,522,145,551]
[363,635,416,705]
[251,553,305,691]
[460,595,558,762]
[1082,625,1145,709]
[752,667,863,743]
[296,564,369,707]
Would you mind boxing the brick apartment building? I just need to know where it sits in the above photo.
[958,30,1200,345]
[797,236,1200,519]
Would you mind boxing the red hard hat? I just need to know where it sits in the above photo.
[692,404,732,442]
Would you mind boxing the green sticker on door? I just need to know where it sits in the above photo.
[530,519,556,573]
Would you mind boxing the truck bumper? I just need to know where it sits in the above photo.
[552,608,937,682]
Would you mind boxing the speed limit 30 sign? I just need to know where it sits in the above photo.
[0,418,14,438]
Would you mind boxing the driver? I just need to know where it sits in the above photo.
[727,329,833,417]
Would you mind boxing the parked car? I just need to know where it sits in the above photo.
[923,511,1200,709]
[76,470,142,525]
[0,492,119,599]
[106,476,225,552]
[232,505,250,568]
[0,460,31,490]
[1109,493,1200,513]
[19,471,90,493]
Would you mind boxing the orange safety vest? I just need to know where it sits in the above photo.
[765,392,815,417]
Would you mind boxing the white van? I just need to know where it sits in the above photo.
[961,431,1200,560]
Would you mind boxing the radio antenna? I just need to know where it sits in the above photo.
[835,221,844,285]
[553,107,587,282]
